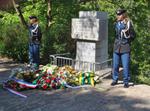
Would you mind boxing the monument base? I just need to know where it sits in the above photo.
[75,40,108,71]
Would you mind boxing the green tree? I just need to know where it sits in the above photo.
[0,0,149,84]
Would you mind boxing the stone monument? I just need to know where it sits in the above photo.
[71,11,108,71]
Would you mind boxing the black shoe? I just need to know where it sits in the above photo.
[124,83,129,88]
[111,80,118,86]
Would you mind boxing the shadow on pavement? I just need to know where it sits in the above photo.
[0,87,150,111]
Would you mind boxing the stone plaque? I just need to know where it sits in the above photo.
[76,41,96,62]
[71,18,100,41]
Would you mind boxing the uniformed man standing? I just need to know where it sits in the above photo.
[111,9,136,88]
[28,16,42,69]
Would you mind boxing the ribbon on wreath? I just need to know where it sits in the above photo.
[2,78,37,98]
[79,72,95,86]
[3,86,27,98]
[10,78,37,88]
[3,79,27,98]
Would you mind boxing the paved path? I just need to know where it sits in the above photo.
[0,58,150,111]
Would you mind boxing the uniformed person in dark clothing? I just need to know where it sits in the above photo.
[111,9,136,88]
[28,16,42,69]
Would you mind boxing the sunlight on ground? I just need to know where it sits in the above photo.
[0,68,9,72]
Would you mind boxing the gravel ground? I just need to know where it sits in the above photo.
[0,57,150,111]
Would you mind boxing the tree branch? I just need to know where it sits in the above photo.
[46,0,52,29]
[12,0,28,29]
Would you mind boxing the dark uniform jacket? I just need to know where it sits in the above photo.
[114,20,136,53]
[28,24,42,45]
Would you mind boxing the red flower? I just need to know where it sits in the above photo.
[60,71,63,74]
[51,77,55,80]
[37,80,41,84]
[52,83,56,89]
[46,79,51,83]
[46,74,49,76]
[42,77,46,80]
[42,84,48,90]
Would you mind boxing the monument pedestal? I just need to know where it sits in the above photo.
[76,41,107,63]
[72,11,108,71]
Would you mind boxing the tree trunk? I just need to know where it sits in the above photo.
[46,0,51,29]
[12,0,28,29]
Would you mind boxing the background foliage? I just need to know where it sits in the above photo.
[0,0,149,84]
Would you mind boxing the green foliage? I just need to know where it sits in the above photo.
[0,0,149,84]
[0,23,28,62]
[96,0,150,84]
